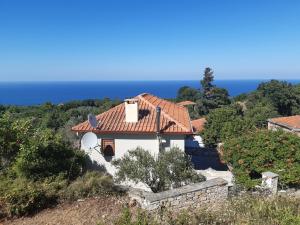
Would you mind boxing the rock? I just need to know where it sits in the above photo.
[129,199,137,207]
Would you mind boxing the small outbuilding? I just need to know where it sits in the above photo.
[268,115,300,137]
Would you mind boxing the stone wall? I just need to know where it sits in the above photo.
[129,178,228,211]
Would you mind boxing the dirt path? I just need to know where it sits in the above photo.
[2,196,129,225]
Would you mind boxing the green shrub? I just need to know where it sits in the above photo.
[222,130,300,188]
[0,177,56,217]
[113,147,205,193]
[13,129,87,180]
[60,171,117,201]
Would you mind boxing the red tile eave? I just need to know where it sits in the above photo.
[71,128,193,135]
[72,93,194,134]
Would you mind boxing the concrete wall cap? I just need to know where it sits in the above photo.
[262,171,279,178]
[143,178,227,203]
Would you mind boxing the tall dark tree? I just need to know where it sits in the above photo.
[201,67,215,97]
[196,67,230,115]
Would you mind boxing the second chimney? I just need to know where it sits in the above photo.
[125,99,139,123]
[156,106,161,134]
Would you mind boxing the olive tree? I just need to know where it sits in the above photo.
[113,147,205,193]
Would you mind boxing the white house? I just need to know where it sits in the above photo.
[72,93,205,175]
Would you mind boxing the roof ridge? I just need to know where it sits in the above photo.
[138,94,190,132]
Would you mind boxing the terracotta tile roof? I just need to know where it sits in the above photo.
[191,118,206,133]
[268,115,300,130]
[177,100,196,107]
[72,93,193,134]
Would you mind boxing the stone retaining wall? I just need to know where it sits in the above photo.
[129,178,228,210]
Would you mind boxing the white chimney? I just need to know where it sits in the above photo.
[125,98,139,123]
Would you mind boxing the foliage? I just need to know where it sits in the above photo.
[202,100,279,147]
[243,80,300,117]
[197,68,231,115]
[113,147,205,193]
[222,130,300,188]
[257,80,298,116]
[0,114,33,170]
[176,67,231,117]
[244,101,278,128]
[0,98,122,219]
[102,196,300,225]
[13,129,86,180]
[0,177,56,217]
[201,67,215,97]
[60,171,117,201]
[176,86,200,102]
[201,104,254,147]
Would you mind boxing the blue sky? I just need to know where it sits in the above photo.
[0,0,300,81]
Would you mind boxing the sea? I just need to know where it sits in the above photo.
[0,80,299,106]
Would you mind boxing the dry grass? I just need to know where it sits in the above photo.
[2,195,300,225]
[2,196,129,225]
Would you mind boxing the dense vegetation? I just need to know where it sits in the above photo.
[222,130,300,188]
[176,67,230,118]
[176,70,300,189]
[0,98,121,217]
[100,196,300,225]
[113,147,205,193]
[1,71,300,219]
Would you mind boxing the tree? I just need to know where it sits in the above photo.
[244,102,278,128]
[197,68,231,115]
[176,86,200,102]
[201,104,253,147]
[113,148,205,193]
[201,67,215,97]
[222,130,300,188]
[257,80,298,116]
[13,129,86,180]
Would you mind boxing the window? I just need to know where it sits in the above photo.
[101,139,115,157]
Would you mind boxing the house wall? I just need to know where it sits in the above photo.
[81,133,186,176]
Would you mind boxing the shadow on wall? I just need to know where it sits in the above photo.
[85,157,107,172]
[186,148,228,171]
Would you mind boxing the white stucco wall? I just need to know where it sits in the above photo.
[161,135,185,151]
[81,133,186,175]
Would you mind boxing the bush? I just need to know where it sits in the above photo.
[13,129,87,180]
[60,171,117,201]
[222,130,300,188]
[113,147,205,193]
[0,114,33,170]
[0,177,56,217]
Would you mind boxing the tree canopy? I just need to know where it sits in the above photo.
[176,67,231,118]
[113,147,205,192]
[222,130,300,188]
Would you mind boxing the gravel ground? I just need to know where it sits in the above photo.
[2,196,129,225]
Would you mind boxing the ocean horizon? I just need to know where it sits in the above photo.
[1,80,300,106]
